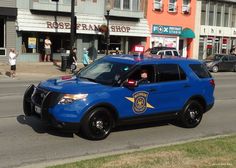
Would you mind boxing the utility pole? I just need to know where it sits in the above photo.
[70,0,75,51]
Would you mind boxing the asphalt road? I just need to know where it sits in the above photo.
[0,73,236,168]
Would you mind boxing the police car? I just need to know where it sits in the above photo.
[23,55,215,140]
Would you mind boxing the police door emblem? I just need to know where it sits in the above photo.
[126,91,154,114]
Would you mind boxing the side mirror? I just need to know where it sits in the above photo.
[123,79,138,88]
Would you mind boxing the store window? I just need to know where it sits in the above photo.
[0,18,5,56]
[114,0,139,11]
[216,3,222,26]
[123,0,130,9]
[231,5,236,27]
[21,32,70,54]
[201,1,206,25]
[209,2,215,26]
[168,0,177,12]
[224,4,230,27]
[98,35,121,54]
[182,0,190,14]
[198,36,205,59]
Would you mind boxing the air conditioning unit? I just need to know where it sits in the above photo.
[182,5,190,14]
[154,1,163,11]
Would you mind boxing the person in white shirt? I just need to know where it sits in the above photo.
[8,48,18,78]
[44,36,52,62]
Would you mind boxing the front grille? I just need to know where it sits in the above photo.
[31,87,49,106]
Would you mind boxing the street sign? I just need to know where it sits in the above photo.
[152,25,182,35]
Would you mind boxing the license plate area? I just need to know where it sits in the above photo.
[35,105,42,114]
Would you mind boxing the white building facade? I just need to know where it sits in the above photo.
[194,0,236,59]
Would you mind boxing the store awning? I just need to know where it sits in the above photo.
[180,28,195,38]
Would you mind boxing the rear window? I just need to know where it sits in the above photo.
[189,64,212,78]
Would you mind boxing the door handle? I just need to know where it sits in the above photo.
[148,88,157,92]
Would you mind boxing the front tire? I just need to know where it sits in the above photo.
[81,107,114,140]
[179,100,203,128]
[23,85,34,116]
[212,66,219,73]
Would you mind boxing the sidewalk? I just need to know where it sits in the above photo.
[0,62,84,81]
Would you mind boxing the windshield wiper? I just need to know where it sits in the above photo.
[79,77,97,83]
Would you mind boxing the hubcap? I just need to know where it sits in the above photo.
[189,110,197,119]
[95,120,104,130]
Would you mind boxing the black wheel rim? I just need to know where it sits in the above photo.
[88,111,112,138]
[184,104,202,126]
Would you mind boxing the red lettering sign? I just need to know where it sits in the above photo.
[46,21,131,33]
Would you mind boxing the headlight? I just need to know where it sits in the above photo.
[58,94,88,104]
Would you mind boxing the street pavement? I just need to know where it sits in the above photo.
[0,62,84,81]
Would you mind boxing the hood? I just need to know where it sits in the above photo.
[38,76,110,94]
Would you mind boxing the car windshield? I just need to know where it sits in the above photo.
[77,59,132,85]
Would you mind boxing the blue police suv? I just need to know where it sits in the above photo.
[23,55,215,140]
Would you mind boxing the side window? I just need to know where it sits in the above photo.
[165,51,173,56]
[222,56,228,61]
[173,51,179,56]
[156,64,186,82]
[128,65,155,84]
[158,51,164,56]
[229,56,236,61]
[189,64,212,79]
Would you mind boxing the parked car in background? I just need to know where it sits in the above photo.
[145,47,180,57]
[204,54,236,73]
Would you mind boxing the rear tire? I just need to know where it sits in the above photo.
[81,107,114,140]
[212,66,219,73]
[179,100,203,128]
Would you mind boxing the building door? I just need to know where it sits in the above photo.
[0,17,5,56]
[179,39,184,56]
[213,37,220,54]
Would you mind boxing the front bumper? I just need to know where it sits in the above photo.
[23,84,80,132]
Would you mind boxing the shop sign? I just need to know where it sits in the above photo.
[152,25,182,35]
[134,45,144,52]
[46,21,131,33]
[28,37,36,49]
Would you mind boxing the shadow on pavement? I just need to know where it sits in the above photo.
[5,71,11,77]
[113,119,176,132]
[17,115,74,138]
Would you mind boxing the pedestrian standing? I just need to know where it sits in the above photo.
[82,48,89,67]
[70,48,78,73]
[8,48,18,78]
[44,36,52,62]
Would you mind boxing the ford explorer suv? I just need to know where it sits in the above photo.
[23,55,215,140]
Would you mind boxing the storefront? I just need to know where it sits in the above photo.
[16,9,149,62]
[0,7,17,58]
[199,26,236,59]
[151,24,195,57]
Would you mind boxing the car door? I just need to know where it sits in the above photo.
[117,64,159,118]
[151,63,189,112]
[229,56,236,71]
[220,56,230,71]
[117,63,188,119]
